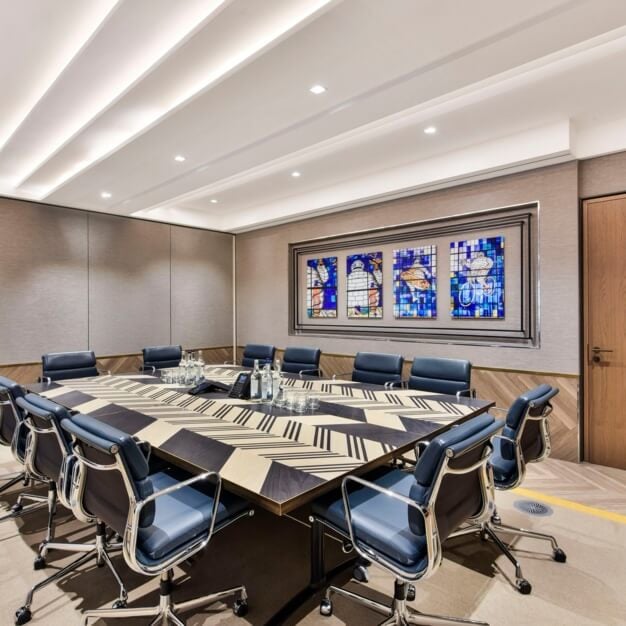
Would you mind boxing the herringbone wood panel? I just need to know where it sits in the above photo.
[0,346,234,385]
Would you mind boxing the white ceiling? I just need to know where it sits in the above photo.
[2,0,626,232]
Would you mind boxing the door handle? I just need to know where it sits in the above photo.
[591,346,613,363]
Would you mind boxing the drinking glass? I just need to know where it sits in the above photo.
[307,393,320,412]
[294,391,308,414]
[285,390,297,411]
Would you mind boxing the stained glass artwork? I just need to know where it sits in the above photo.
[306,257,338,318]
[346,251,383,318]
[393,246,437,318]
[450,236,505,318]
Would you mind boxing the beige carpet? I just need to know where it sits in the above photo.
[1,447,625,626]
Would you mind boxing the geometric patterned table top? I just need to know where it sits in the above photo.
[31,367,493,515]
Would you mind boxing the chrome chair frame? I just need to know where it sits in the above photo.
[0,390,48,522]
[456,395,565,595]
[67,439,252,625]
[14,401,126,625]
[317,442,496,626]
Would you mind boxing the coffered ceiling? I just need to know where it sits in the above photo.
[2,0,626,231]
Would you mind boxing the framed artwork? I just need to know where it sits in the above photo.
[346,251,383,318]
[450,236,505,318]
[393,246,437,318]
[306,256,338,318]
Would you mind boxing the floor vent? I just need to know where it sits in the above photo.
[513,500,553,517]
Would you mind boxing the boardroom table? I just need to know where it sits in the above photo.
[28,365,494,624]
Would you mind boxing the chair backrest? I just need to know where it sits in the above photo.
[352,352,403,386]
[500,384,559,478]
[42,351,98,381]
[409,413,503,545]
[0,375,26,450]
[242,344,276,368]
[142,345,182,370]
[408,357,471,396]
[62,413,153,536]
[282,346,322,376]
[16,394,73,487]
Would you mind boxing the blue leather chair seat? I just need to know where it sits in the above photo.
[282,347,322,375]
[242,344,276,368]
[312,469,427,572]
[408,357,471,396]
[137,471,249,564]
[352,352,404,386]
[42,351,99,381]
[142,345,182,370]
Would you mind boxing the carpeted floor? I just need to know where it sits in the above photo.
[1,447,625,626]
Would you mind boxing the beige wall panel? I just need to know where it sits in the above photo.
[236,161,580,374]
[0,198,88,364]
[579,151,626,199]
[171,226,233,349]
[88,214,171,355]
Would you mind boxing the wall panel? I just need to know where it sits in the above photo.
[88,214,171,355]
[0,198,88,363]
[171,226,233,349]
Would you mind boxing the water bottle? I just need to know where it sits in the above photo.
[250,360,261,400]
[271,361,282,403]
[261,362,273,403]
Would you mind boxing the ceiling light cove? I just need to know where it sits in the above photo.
[174,155,186,162]
[309,84,327,94]
[424,126,437,135]
[100,191,112,199]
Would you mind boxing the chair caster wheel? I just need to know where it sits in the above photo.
[320,599,333,617]
[15,607,32,625]
[33,556,46,570]
[10,504,23,515]
[233,599,248,617]
[111,600,127,609]
[553,548,567,563]
[491,514,501,526]
[517,579,532,595]
[352,564,369,583]
[407,585,416,602]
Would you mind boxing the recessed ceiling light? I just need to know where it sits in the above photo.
[210,198,218,204]
[291,171,301,178]
[423,126,437,135]
[174,155,186,162]
[309,84,326,95]
[100,191,112,199]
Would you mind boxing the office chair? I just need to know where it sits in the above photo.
[62,413,253,625]
[0,377,48,521]
[312,413,503,625]
[14,394,127,625]
[239,343,276,368]
[142,345,182,372]
[479,384,566,594]
[40,351,106,382]
[282,346,322,376]
[334,351,404,387]
[408,357,474,398]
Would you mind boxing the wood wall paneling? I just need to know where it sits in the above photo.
[0,346,234,386]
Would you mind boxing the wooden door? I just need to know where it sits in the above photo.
[583,195,626,469]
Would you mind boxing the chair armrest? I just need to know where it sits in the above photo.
[455,388,476,399]
[340,475,430,578]
[97,368,111,376]
[298,368,322,378]
[38,376,52,384]
[223,360,238,365]
[133,437,152,463]
[140,365,157,374]
[126,471,222,575]
[332,372,353,381]
[490,406,509,414]
[492,434,517,445]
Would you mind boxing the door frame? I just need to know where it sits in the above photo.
[581,192,626,462]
